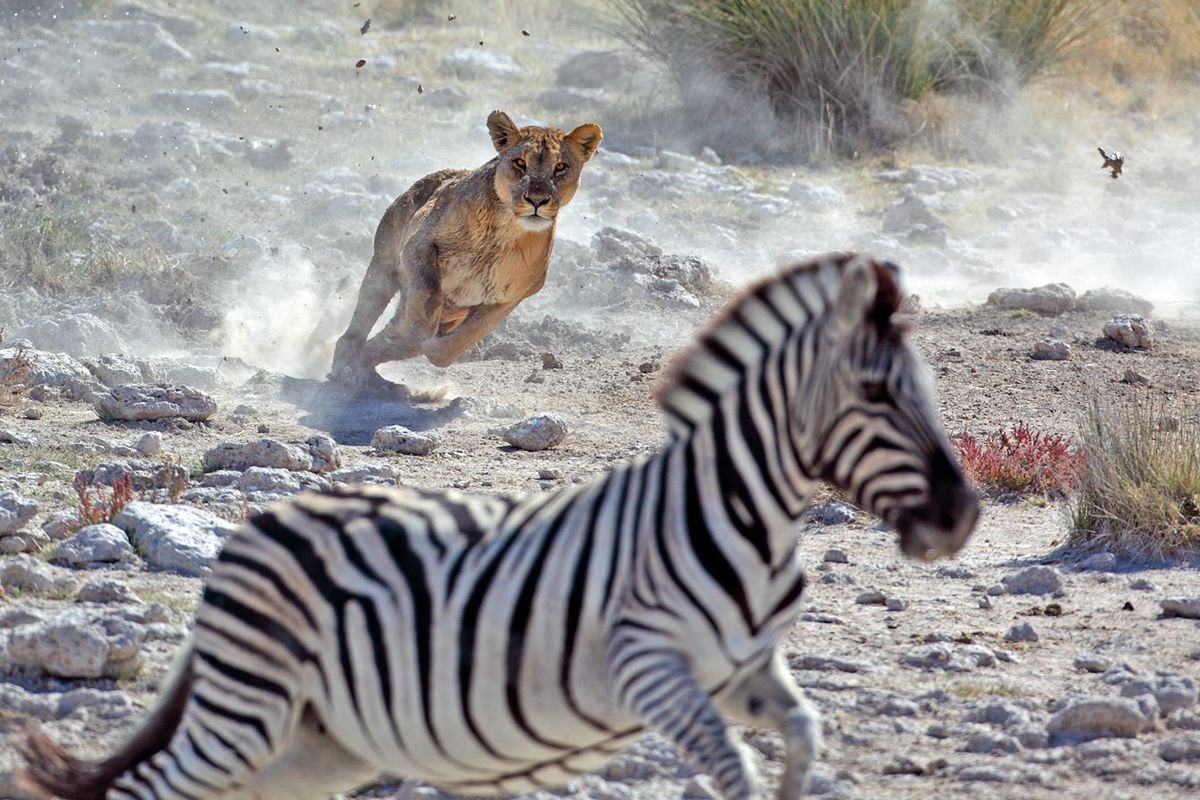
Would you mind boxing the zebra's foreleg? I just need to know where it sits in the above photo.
[717,651,821,800]
[612,647,757,800]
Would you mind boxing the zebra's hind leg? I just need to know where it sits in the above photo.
[717,651,821,800]
[611,647,757,800]
[234,706,380,800]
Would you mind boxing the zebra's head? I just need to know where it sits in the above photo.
[803,256,979,560]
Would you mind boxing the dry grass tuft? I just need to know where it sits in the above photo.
[954,422,1085,498]
[1069,395,1200,558]
[74,473,135,527]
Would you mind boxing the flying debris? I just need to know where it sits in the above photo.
[360,18,370,35]
[355,58,366,68]
[417,83,423,94]
[1098,146,1123,180]
[448,14,456,21]
[522,29,530,36]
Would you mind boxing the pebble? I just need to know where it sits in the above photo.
[823,548,848,563]
[1031,338,1070,361]
[855,589,886,605]
[806,500,857,525]
[1159,735,1200,763]
[1103,314,1153,349]
[886,597,909,612]
[371,425,440,456]
[77,578,142,605]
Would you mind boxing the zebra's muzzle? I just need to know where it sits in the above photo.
[894,483,980,561]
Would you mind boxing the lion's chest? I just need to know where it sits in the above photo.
[438,235,550,309]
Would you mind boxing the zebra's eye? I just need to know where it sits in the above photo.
[862,380,889,402]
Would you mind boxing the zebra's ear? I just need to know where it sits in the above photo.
[832,257,878,334]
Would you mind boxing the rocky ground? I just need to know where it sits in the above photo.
[2,2,1200,800]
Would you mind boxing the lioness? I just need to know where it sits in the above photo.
[328,110,602,395]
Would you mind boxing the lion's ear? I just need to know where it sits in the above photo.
[487,110,521,153]
[566,122,603,161]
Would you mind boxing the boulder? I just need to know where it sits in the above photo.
[371,426,440,456]
[498,413,569,451]
[13,313,129,357]
[113,502,237,576]
[986,284,1076,315]
[556,50,638,89]
[94,383,217,421]
[0,490,38,533]
[1103,314,1153,349]
[1077,288,1153,316]
[1046,697,1154,742]
[52,524,138,568]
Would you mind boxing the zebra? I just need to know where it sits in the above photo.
[21,253,979,800]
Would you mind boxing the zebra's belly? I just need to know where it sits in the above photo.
[404,728,647,796]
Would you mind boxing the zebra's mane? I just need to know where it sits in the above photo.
[656,252,902,426]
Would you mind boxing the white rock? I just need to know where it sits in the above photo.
[6,617,111,678]
[77,578,142,604]
[499,414,569,451]
[1077,288,1153,316]
[82,353,151,386]
[1046,697,1153,742]
[0,346,93,394]
[441,48,526,80]
[135,431,163,456]
[882,192,947,234]
[1120,673,1198,715]
[14,313,129,357]
[52,524,137,567]
[987,284,1076,315]
[371,426,440,456]
[1103,314,1153,349]
[1160,735,1200,762]
[556,49,637,89]
[1001,565,1064,596]
[94,383,217,421]
[328,464,398,485]
[0,490,38,533]
[203,439,312,472]
[1031,338,1070,361]
[113,502,237,576]
[806,500,857,525]
[855,589,887,605]
[1161,596,1200,619]
[1074,653,1113,673]
[1005,621,1039,642]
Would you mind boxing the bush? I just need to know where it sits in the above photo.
[1070,396,1200,558]
[953,422,1084,497]
[609,0,1105,157]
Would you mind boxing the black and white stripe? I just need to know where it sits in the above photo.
[23,253,977,800]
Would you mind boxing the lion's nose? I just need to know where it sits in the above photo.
[524,193,550,210]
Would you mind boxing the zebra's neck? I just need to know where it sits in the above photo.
[656,260,843,562]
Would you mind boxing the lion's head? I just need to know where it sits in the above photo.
[487,110,602,232]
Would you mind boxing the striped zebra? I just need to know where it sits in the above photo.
[21,253,979,800]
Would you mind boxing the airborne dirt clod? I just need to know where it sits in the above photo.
[1,3,1200,800]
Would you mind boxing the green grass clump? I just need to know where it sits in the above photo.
[610,0,1104,157]
[1070,395,1200,558]
[0,206,175,294]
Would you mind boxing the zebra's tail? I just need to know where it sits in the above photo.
[19,647,195,800]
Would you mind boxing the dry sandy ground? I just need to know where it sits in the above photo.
[2,302,1200,800]
[2,1,1200,799]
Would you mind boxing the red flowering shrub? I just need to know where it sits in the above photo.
[74,473,135,526]
[953,422,1085,497]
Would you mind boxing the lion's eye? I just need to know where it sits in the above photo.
[862,380,889,403]
[513,157,527,171]
[554,161,568,174]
